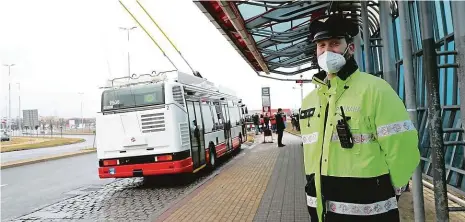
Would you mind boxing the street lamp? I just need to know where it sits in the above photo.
[3,63,15,131]
[16,83,21,133]
[78,92,84,132]
[119,26,137,77]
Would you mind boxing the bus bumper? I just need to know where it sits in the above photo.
[98,157,193,178]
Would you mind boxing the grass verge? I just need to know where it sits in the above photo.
[1,137,85,152]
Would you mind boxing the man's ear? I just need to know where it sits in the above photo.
[348,42,356,55]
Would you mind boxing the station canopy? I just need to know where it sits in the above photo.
[195,1,396,79]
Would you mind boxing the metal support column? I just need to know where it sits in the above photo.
[418,1,449,221]
[361,1,373,74]
[354,32,363,70]
[398,2,426,221]
[379,1,398,90]
[451,1,465,136]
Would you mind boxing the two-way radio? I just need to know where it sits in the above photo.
[336,106,354,148]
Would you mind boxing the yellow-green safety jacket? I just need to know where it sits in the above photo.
[300,68,420,221]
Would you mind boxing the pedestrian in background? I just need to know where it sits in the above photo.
[275,108,286,147]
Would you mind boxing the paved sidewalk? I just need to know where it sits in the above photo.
[155,132,465,222]
[156,133,309,222]
[253,135,310,222]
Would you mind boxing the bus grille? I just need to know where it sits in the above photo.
[180,122,190,148]
[172,86,184,107]
[141,113,165,133]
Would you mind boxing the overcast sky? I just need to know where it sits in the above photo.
[0,0,317,119]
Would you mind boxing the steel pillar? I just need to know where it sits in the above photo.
[361,1,373,74]
[451,1,465,140]
[418,1,449,221]
[379,1,398,90]
[398,2,426,221]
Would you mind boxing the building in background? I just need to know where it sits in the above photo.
[23,109,39,129]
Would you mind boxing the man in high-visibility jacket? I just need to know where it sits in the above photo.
[300,15,420,222]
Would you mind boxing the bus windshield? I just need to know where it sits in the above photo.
[101,83,164,111]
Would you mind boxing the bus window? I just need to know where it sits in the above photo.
[201,103,214,133]
[102,83,164,111]
[215,104,224,126]
[229,107,238,126]
[238,107,243,122]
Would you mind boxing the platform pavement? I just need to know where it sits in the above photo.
[155,132,465,222]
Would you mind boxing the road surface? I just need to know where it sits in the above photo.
[1,135,95,163]
[1,153,113,221]
[1,143,252,222]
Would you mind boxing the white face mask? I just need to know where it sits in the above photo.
[317,47,349,73]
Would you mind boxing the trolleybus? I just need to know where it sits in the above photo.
[97,71,248,178]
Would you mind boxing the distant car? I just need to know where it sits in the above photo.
[1,131,10,142]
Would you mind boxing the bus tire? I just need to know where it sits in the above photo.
[208,144,216,169]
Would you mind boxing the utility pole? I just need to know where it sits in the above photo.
[3,64,15,131]
[119,26,137,77]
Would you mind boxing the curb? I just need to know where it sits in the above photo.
[0,149,96,169]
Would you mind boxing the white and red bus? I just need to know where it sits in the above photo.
[96,71,248,178]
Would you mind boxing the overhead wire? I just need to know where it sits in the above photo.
[118,0,178,71]
[136,0,196,74]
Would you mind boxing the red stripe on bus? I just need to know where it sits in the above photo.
[98,157,193,178]
[216,143,227,157]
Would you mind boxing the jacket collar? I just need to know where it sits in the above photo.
[313,69,361,96]
[312,56,359,89]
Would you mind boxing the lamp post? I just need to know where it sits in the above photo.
[16,83,21,133]
[78,92,84,132]
[119,26,137,77]
[3,64,15,131]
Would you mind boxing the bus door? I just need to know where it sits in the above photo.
[222,104,232,152]
[187,101,206,170]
